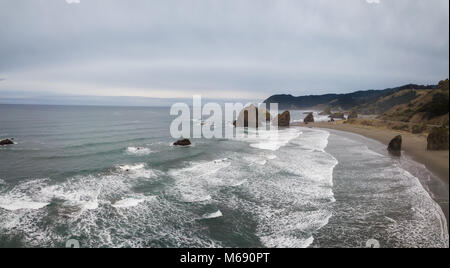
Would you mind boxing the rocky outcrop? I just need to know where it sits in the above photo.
[234,105,270,128]
[319,107,332,116]
[0,139,14,146]
[427,127,449,150]
[348,110,358,119]
[173,139,191,146]
[304,112,314,124]
[277,111,291,127]
[329,112,345,120]
[388,135,402,156]
[262,109,271,122]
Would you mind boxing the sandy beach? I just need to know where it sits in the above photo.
[306,122,449,184]
[301,121,449,224]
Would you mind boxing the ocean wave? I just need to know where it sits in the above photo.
[243,155,267,166]
[0,179,52,211]
[201,210,223,220]
[168,159,232,203]
[260,235,315,248]
[112,196,156,209]
[234,128,302,151]
[233,128,338,248]
[319,132,449,248]
[292,128,330,152]
[126,146,153,156]
[116,163,160,179]
[0,162,161,213]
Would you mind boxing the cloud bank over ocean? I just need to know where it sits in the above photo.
[0,0,448,104]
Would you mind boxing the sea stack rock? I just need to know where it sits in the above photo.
[427,127,449,151]
[234,105,271,128]
[277,111,291,127]
[304,112,314,124]
[0,139,14,146]
[388,135,402,156]
[348,110,358,120]
[236,104,259,128]
[173,139,191,146]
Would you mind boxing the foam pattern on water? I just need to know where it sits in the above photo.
[311,133,449,248]
[0,126,447,248]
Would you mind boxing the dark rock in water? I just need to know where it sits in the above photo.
[347,110,358,119]
[235,104,259,128]
[263,110,271,122]
[427,127,449,150]
[173,139,191,146]
[304,112,314,124]
[0,139,14,146]
[277,111,291,127]
[234,105,271,128]
[329,112,345,119]
[388,135,402,156]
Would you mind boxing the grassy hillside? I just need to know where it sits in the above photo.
[264,84,436,111]
[264,79,449,127]
[379,79,449,126]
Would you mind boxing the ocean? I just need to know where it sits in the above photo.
[0,104,448,248]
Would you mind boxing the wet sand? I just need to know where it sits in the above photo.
[299,121,449,224]
[306,122,449,184]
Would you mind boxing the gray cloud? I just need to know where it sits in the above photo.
[0,0,448,103]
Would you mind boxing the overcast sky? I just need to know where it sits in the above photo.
[0,0,448,105]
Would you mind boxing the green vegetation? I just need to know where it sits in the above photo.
[419,92,449,119]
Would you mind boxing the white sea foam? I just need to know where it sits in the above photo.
[168,159,232,203]
[0,179,51,211]
[117,163,159,179]
[118,163,146,171]
[112,197,155,208]
[126,146,153,156]
[250,129,301,151]
[231,180,247,187]
[291,128,330,152]
[0,200,49,211]
[329,133,449,247]
[234,128,338,248]
[243,155,267,166]
[233,128,301,151]
[260,235,315,248]
[0,163,161,213]
[2,122,447,248]
[169,159,231,180]
[201,210,223,219]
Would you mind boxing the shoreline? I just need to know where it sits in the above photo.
[305,122,449,184]
[301,121,449,224]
